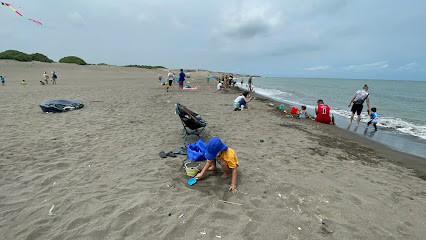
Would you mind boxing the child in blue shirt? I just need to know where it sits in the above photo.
[366,107,378,131]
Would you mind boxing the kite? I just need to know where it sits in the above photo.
[1,2,42,25]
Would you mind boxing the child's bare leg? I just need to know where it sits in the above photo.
[208,161,216,171]
[220,161,232,179]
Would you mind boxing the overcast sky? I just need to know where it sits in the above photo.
[1,0,426,80]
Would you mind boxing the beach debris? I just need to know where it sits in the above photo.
[200,232,207,235]
[298,227,302,231]
[278,193,282,198]
[48,205,55,216]
[216,236,222,238]
[260,139,264,143]
[219,200,242,206]
[179,214,184,218]
[1,2,42,25]
[53,181,56,185]
[269,103,274,106]
[147,207,157,212]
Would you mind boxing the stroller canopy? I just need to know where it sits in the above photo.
[40,99,84,113]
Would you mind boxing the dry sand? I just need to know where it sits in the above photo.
[1,60,426,240]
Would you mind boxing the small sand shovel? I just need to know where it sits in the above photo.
[188,178,199,186]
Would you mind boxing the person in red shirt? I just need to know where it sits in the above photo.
[315,99,335,125]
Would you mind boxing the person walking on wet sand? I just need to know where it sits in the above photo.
[348,84,370,131]
[248,75,253,92]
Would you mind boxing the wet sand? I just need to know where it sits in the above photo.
[1,60,425,240]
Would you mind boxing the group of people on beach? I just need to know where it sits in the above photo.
[158,69,187,92]
[298,84,378,131]
[0,71,58,86]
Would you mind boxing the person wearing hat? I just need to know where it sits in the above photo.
[195,137,239,193]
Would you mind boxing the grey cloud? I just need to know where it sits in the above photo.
[224,19,274,39]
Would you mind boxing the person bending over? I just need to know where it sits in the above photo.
[233,91,253,111]
[315,100,335,125]
[298,106,310,119]
[195,137,239,193]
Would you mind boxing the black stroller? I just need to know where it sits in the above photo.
[175,103,207,143]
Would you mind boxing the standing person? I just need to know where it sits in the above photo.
[241,77,244,86]
[167,69,174,91]
[315,100,335,124]
[51,71,57,84]
[158,73,162,82]
[348,84,370,130]
[248,75,253,92]
[178,69,185,91]
[43,72,49,84]
[1,75,5,86]
[206,75,210,85]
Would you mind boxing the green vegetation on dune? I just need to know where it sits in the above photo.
[124,64,165,69]
[30,53,54,63]
[0,50,53,62]
[59,56,87,65]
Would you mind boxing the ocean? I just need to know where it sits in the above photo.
[240,77,426,158]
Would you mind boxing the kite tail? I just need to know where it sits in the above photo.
[3,2,42,25]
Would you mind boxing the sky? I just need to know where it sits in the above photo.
[1,0,426,80]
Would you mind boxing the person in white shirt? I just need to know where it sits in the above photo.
[217,81,223,91]
[348,84,370,130]
[167,69,174,91]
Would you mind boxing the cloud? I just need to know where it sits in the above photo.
[304,65,330,71]
[68,12,85,25]
[222,4,280,39]
[344,61,389,72]
[396,62,419,71]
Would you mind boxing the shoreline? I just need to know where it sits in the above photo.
[228,85,426,180]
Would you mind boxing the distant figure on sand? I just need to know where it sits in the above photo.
[366,107,379,131]
[158,73,162,82]
[195,137,239,193]
[315,100,335,124]
[248,75,253,92]
[1,75,5,86]
[40,81,45,85]
[206,75,210,85]
[21,80,27,85]
[179,69,185,90]
[298,106,310,119]
[233,91,253,111]
[167,69,174,91]
[51,71,57,84]
[348,84,370,131]
[43,72,49,84]
[241,77,244,86]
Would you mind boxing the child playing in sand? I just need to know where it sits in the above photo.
[21,80,27,85]
[195,137,239,193]
[1,75,5,86]
[366,107,379,131]
[43,72,49,84]
[298,106,310,119]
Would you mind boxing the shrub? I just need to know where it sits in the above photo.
[97,63,108,65]
[0,50,32,62]
[30,53,54,63]
[59,56,87,65]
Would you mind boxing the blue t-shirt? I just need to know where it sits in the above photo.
[370,112,378,119]
[179,72,185,81]
[1,77,4,82]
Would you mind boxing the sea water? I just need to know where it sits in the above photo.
[241,77,426,158]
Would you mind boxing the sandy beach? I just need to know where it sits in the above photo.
[1,60,425,240]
